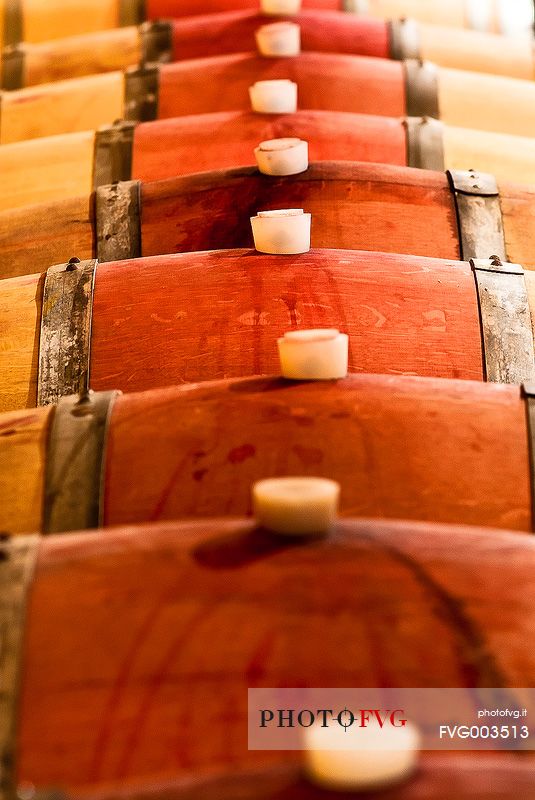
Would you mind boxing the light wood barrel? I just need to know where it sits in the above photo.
[4,53,535,144]
[5,247,535,415]
[0,0,129,48]
[0,374,533,535]
[3,12,532,90]
[2,518,534,792]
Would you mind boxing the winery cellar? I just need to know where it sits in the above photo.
[2,0,535,797]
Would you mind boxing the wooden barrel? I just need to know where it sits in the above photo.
[71,759,535,800]
[4,12,532,89]
[146,0,534,36]
[2,0,530,51]
[0,0,351,48]
[3,518,535,792]
[1,374,533,535]
[3,53,535,144]
[5,111,535,213]
[1,162,533,281]
[5,247,535,415]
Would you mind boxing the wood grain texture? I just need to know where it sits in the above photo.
[0,72,124,144]
[140,162,459,260]
[23,27,141,86]
[17,518,535,790]
[443,125,535,187]
[438,66,535,138]
[22,0,120,43]
[420,22,534,80]
[0,131,95,212]
[170,11,389,61]
[81,758,535,800]
[103,375,531,531]
[157,52,404,118]
[368,0,466,27]
[501,182,535,270]
[132,110,407,182]
[89,248,483,398]
[0,272,42,412]
[0,405,52,534]
[0,195,94,280]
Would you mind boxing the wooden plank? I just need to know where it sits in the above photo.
[24,26,141,86]
[0,405,52,534]
[17,517,535,789]
[0,71,124,144]
[420,22,534,80]
[158,52,404,118]
[0,534,39,800]
[132,110,407,182]
[439,66,535,138]
[90,248,483,396]
[501,181,535,271]
[443,125,535,187]
[368,0,466,27]
[0,195,94,280]
[0,272,42,413]
[0,130,94,212]
[103,375,531,531]
[22,0,120,43]
[140,162,459,260]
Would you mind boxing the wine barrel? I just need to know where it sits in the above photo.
[4,12,532,90]
[3,53,535,144]
[0,0,352,49]
[5,111,535,213]
[147,0,534,36]
[74,759,535,800]
[1,374,533,535]
[2,0,530,52]
[1,162,533,281]
[3,519,535,792]
[5,248,535,415]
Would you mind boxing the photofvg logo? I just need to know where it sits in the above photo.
[260,708,407,731]
[248,689,535,750]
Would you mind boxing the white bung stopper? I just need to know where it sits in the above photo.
[278,329,348,380]
[255,138,308,176]
[304,716,421,792]
[249,79,298,114]
[260,0,302,14]
[255,21,301,56]
[253,477,340,536]
[251,209,311,255]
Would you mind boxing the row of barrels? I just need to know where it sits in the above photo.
[1,0,532,49]
[2,10,535,89]
[3,2,535,799]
